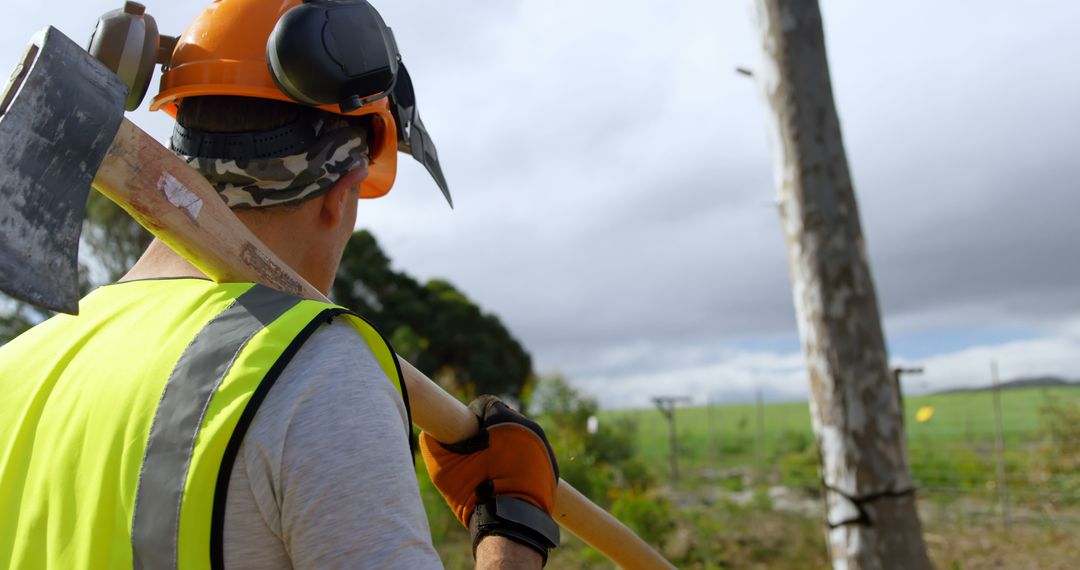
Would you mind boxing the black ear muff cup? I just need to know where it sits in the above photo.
[267,0,399,114]
[263,0,452,205]
[86,1,160,112]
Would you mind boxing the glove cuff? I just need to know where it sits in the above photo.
[469,496,560,566]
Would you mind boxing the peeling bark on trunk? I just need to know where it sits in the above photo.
[751,1,933,568]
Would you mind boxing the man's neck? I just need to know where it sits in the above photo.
[120,196,348,294]
[121,234,334,295]
[122,239,208,283]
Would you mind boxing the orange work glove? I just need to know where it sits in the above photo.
[420,395,560,563]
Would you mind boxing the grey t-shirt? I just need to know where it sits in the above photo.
[222,319,443,569]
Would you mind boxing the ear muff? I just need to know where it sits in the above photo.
[267,0,400,114]
[86,1,177,112]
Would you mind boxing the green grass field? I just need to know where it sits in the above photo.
[602,386,1080,497]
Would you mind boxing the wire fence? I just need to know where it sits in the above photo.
[622,383,1080,532]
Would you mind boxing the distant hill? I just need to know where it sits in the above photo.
[934,375,1080,395]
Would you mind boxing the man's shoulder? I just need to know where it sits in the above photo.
[301,316,372,350]
[280,316,397,391]
[264,316,406,425]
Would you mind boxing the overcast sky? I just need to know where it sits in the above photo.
[6,1,1079,407]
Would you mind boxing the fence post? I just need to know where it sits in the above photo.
[991,360,1010,529]
[706,396,716,465]
[756,388,766,485]
[653,396,690,487]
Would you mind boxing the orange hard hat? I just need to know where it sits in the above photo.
[150,0,397,199]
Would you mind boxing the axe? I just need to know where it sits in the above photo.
[0,27,675,570]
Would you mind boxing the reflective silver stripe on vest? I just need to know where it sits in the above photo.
[131,285,302,570]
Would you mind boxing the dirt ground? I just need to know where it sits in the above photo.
[926,525,1079,569]
[915,492,1080,569]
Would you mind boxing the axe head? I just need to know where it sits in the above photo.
[0,27,127,314]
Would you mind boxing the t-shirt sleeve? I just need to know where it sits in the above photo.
[228,319,443,569]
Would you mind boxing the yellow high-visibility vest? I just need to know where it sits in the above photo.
[0,279,408,569]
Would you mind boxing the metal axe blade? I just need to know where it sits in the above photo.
[0,27,127,314]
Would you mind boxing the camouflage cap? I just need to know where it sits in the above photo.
[176,116,369,209]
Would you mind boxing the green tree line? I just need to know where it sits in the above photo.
[0,195,535,402]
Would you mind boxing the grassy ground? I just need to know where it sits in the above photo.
[608,386,1080,463]
[425,488,1080,569]
[420,386,1080,567]
[426,490,831,569]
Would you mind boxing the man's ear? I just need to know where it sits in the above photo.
[321,166,367,228]
[319,182,349,228]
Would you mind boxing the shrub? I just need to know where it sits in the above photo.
[586,416,638,465]
[535,375,655,504]
[778,445,820,493]
[609,490,676,546]
[774,428,813,457]
[619,455,657,492]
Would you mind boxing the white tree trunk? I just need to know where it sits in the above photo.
[751,1,933,568]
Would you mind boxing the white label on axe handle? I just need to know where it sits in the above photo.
[158,173,204,221]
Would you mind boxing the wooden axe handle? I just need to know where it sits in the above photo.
[93,119,676,569]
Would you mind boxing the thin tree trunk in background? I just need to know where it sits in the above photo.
[751,1,932,567]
